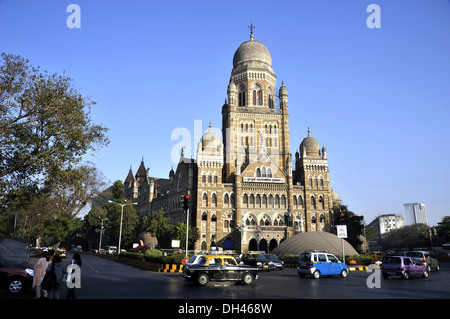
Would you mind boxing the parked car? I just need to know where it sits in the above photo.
[28,247,42,257]
[105,246,117,254]
[181,255,259,286]
[241,252,272,271]
[381,256,429,279]
[297,250,348,279]
[0,258,34,294]
[264,254,284,270]
[406,251,439,272]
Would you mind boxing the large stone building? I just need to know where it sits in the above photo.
[124,30,336,253]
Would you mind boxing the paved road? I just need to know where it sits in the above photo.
[1,238,450,300]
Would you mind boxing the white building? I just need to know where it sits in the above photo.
[369,214,404,237]
[403,203,428,226]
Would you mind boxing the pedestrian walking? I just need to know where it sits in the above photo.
[32,250,49,299]
[65,252,82,299]
[47,253,63,299]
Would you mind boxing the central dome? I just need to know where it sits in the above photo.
[300,128,321,156]
[232,38,273,72]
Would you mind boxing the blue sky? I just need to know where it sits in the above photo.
[1,0,449,227]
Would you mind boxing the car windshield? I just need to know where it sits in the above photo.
[384,257,401,264]
[300,253,311,262]
[253,254,266,260]
[188,256,198,263]
[265,255,279,261]
[407,252,423,258]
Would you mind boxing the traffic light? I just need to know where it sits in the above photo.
[339,211,345,225]
[183,194,190,211]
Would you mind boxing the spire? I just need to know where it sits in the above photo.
[307,127,311,137]
[248,21,255,40]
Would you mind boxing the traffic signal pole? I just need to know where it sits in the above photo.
[184,193,190,260]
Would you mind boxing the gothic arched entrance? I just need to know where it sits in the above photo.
[248,238,258,251]
[269,239,278,252]
[259,239,268,253]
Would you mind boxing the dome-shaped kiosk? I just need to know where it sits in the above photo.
[272,232,358,257]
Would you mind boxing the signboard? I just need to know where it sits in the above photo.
[243,177,285,183]
[336,225,347,238]
[171,240,180,248]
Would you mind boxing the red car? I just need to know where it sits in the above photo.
[0,258,34,294]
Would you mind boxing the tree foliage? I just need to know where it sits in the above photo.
[0,52,109,205]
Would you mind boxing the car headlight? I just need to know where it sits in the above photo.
[26,268,34,276]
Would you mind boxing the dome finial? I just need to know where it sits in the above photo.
[307,126,311,137]
[248,21,255,40]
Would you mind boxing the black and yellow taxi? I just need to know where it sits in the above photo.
[241,252,273,271]
[181,255,259,286]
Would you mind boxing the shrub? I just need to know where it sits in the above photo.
[144,249,163,257]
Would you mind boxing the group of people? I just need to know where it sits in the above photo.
[32,249,82,299]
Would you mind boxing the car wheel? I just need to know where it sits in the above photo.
[242,273,254,285]
[196,273,209,286]
[340,269,348,278]
[8,277,24,294]
[312,270,321,279]
[422,270,429,278]
[402,271,409,280]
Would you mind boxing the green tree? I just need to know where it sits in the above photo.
[332,204,364,251]
[148,208,173,248]
[106,199,139,250]
[0,53,109,206]
[111,180,123,200]
[172,222,200,249]
[436,216,450,244]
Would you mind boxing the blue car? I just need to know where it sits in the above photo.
[297,250,348,279]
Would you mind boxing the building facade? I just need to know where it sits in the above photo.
[368,214,405,237]
[403,203,428,226]
[124,31,335,253]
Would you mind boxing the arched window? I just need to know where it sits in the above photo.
[239,85,246,106]
[293,195,298,208]
[319,214,325,223]
[253,88,263,105]
[281,195,286,208]
[243,194,248,207]
[267,168,272,178]
[275,195,280,208]
[298,195,303,208]
[230,193,235,206]
[268,94,274,108]
[212,193,217,207]
[256,194,261,207]
[262,194,267,207]
[224,193,229,206]
[249,194,255,207]
[262,166,266,177]
[311,216,316,224]
[202,212,207,221]
[202,193,208,207]
[310,196,316,209]
[319,196,324,209]
[256,168,261,177]
[211,214,217,222]
[269,194,274,208]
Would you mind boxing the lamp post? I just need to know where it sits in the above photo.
[98,216,107,253]
[108,200,137,254]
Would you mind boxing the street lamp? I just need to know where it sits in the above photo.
[98,216,107,253]
[108,200,137,254]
